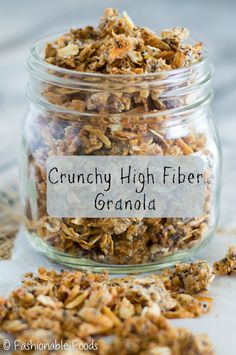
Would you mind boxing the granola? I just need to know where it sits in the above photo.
[98,313,214,355]
[213,246,236,275]
[0,265,214,354]
[23,8,217,266]
[45,8,202,74]
[161,261,214,294]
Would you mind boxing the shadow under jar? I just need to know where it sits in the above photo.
[21,35,221,273]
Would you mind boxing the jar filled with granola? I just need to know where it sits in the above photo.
[21,9,221,272]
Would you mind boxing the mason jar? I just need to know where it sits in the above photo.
[21,34,221,273]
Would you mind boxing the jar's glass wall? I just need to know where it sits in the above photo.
[21,100,221,272]
[21,37,221,272]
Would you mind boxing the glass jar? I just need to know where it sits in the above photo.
[21,34,221,273]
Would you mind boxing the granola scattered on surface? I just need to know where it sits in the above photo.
[213,246,236,275]
[0,265,214,354]
[24,8,216,266]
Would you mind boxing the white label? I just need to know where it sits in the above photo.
[46,156,205,218]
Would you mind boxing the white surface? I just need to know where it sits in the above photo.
[0,1,236,354]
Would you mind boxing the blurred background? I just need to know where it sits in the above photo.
[0,0,236,225]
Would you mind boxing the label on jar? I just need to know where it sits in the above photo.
[46,156,205,218]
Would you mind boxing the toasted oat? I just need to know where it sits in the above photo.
[57,43,79,57]
[213,246,236,275]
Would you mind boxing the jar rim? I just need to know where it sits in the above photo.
[28,31,209,80]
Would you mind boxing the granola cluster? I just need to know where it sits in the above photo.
[45,8,202,74]
[162,261,215,294]
[0,263,214,354]
[213,246,236,275]
[24,8,214,265]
